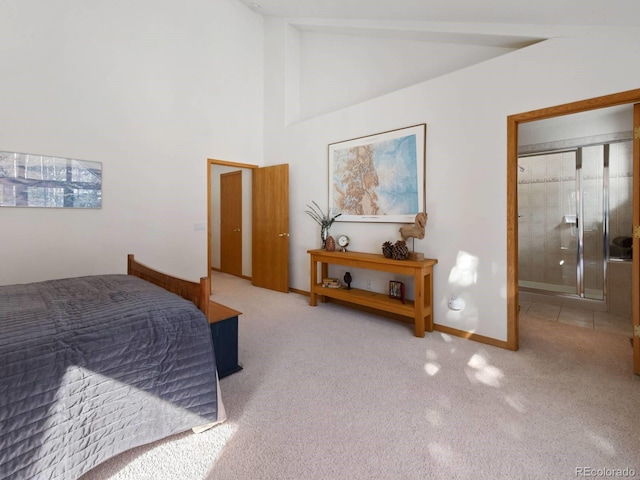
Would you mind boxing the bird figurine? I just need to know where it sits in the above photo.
[399,212,428,241]
[343,271,352,290]
[398,212,427,261]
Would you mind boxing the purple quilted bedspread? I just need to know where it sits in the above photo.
[0,274,219,480]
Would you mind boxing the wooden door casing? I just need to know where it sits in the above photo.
[633,104,640,375]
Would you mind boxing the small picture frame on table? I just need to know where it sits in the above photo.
[389,281,405,304]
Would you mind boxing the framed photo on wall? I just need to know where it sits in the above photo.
[0,150,102,208]
[328,124,426,223]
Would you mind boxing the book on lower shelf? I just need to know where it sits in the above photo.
[322,278,341,288]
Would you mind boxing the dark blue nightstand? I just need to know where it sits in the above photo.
[208,301,243,379]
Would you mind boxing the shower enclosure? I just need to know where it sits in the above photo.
[518,140,633,302]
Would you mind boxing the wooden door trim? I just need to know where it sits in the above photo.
[207,158,259,293]
[633,105,640,374]
[507,88,640,352]
[208,158,259,169]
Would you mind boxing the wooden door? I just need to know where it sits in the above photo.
[633,104,640,374]
[220,170,242,277]
[252,164,289,293]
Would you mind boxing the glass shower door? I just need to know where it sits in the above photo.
[518,147,606,300]
[580,146,605,300]
[518,150,579,294]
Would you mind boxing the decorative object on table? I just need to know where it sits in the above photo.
[399,212,427,260]
[382,240,409,260]
[343,271,352,290]
[337,234,350,252]
[328,124,426,223]
[400,212,427,241]
[322,277,340,288]
[305,200,341,249]
[325,235,336,252]
[392,241,409,260]
[382,241,394,258]
[389,280,406,303]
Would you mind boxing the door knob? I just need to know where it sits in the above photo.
[278,233,290,237]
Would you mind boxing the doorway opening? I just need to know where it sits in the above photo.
[506,89,640,376]
[208,158,257,289]
[207,159,290,294]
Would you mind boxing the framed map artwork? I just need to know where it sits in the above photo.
[328,124,425,223]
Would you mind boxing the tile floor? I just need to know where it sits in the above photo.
[520,300,633,337]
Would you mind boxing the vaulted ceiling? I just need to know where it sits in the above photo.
[236,0,640,118]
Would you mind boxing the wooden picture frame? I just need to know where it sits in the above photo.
[389,280,405,303]
[328,124,426,223]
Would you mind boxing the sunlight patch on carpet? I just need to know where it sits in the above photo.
[466,353,504,387]
[96,422,238,480]
[586,430,617,456]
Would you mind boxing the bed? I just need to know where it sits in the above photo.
[0,255,225,480]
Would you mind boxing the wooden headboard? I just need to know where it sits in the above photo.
[127,254,210,316]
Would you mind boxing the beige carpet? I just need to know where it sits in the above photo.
[82,272,640,480]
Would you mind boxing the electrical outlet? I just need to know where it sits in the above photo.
[448,296,464,311]
[366,280,372,290]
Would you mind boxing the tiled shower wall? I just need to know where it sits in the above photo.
[608,142,634,242]
[518,141,633,297]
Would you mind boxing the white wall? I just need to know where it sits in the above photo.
[264,21,640,342]
[0,0,264,285]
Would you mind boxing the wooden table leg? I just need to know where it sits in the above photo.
[309,256,318,306]
[414,268,425,337]
[424,268,434,331]
[320,262,329,303]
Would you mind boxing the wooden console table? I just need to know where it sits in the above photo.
[308,249,437,337]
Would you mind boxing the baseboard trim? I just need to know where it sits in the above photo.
[433,324,512,350]
[211,268,251,282]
